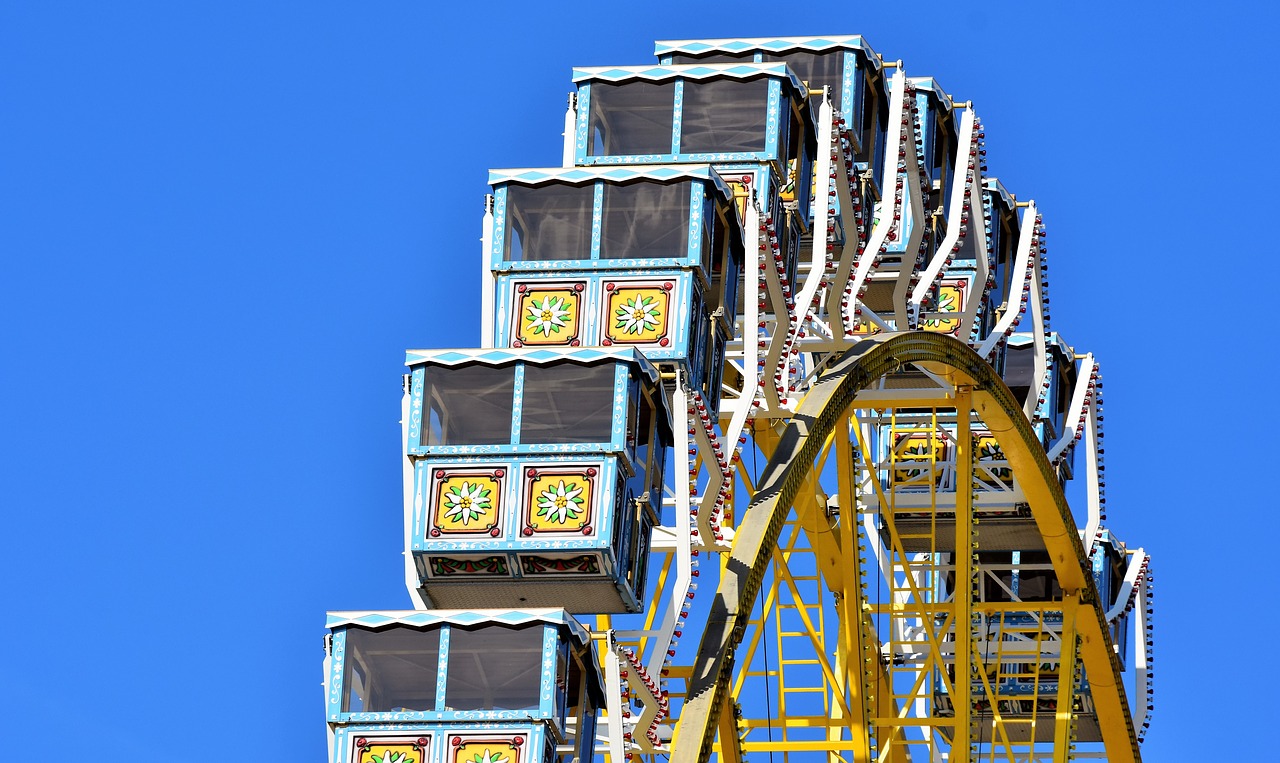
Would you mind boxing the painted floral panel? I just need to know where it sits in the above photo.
[921,278,966,335]
[514,285,582,346]
[892,431,948,486]
[453,739,521,763]
[353,738,428,763]
[976,433,1012,486]
[427,555,509,577]
[431,470,504,536]
[520,554,601,575]
[605,285,669,344]
[523,468,595,534]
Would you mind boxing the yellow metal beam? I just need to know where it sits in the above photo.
[1054,597,1080,763]
[952,388,973,763]
[669,333,1139,763]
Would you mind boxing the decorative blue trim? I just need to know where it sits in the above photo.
[687,182,703,265]
[326,609,593,643]
[590,182,603,259]
[490,165,733,200]
[436,626,451,708]
[653,35,874,58]
[841,49,857,127]
[493,277,511,346]
[573,62,805,94]
[407,366,425,449]
[765,79,782,158]
[405,346,658,376]
[326,629,346,720]
[414,442,621,458]
[491,186,508,270]
[612,364,630,450]
[540,625,558,711]
[496,257,694,273]
[575,84,590,162]
[581,150,773,166]
[671,80,683,154]
[511,363,525,444]
[411,463,426,542]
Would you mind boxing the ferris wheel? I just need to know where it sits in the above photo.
[320,35,1154,763]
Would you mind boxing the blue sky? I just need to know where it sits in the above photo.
[1,1,1273,760]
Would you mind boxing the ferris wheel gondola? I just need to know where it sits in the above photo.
[321,33,1154,763]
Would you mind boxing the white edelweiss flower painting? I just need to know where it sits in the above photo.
[468,749,509,763]
[442,480,492,525]
[535,479,584,524]
[525,295,571,336]
[614,294,661,335]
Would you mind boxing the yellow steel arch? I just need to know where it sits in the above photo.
[670,331,1139,763]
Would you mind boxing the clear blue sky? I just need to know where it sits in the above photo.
[1,1,1272,759]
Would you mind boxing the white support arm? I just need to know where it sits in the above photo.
[480,195,496,348]
[647,382,695,676]
[1105,548,1148,622]
[603,637,629,762]
[910,108,976,310]
[841,70,908,332]
[1080,403,1103,555]
[721,198,761,442]
[1046,354,1097,461]
[976,201,1038,357]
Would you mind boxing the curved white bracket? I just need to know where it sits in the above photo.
[1105,548,1148,623]
[1047,354,1097,461]
[975,201,1039,359]
[910,108,976,310]
[840,69,911,334]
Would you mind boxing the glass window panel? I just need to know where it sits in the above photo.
[632,386,653,492]
[976,551,1014,602]
[700,202,714,275]
[421,365,515,446]
[1016,551,1061,602]
[954,204,979,263]
[679,79,769,154]
[1002,344,1035,407]
[445,624,545,712]
[1053,353,1076,430]
[852,70,867,142]
[932,112,951,188]
[710,206,736,319]
[505,183,594,262]
[576,695,598,763]
[871,98,887,181]
[343,626,441,713]
[566,649,585,727]
[520,363,616,444]
[765,51,845,112]
[599,181,689,259]
[588,81,675,156]
[988,207,1017,309]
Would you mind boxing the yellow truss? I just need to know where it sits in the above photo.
[663,332,1139,763]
